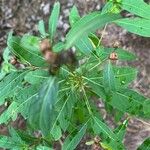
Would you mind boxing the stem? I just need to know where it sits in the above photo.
[98,24,108,47]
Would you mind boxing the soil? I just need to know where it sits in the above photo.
[0,0,150,150]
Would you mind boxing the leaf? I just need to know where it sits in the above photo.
[69,6,80,26]
[114,18,150,37]
[28,77,58,136]
[121,0,150,20]
[96,47,136,61]
[0,128,27,149]
[38,20,47,37]
[101,1,114,14]
[93,116,116,141]
[114,119,128,141]
[103,61,116,92]
[0,101,18,124]
[143,99,150,116]
[51,125,62,141]
[137,137,150,150]
[52,42,65,52]
[69,6,94,54]
[75,36,94,54]
[115,48,136,61]
[0,136,20,149]
[51,92,77,134]
[113,66,137,87]
[20,34,40,52]
[24,69,49,85]
[49,2,60,40]
[3,47,11,63]
[62,123,87,150]
[7,35,47,67]
[0,71,28,105]
[15,85,39,118]
[65,13,121,49]
[110,89,149,117]
[36,145,53,150]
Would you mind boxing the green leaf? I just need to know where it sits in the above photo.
[115,18,150,37]
[69,6,94,54]
[121,0,150,20]
[115,48,136,61]
[76,36,94,54]
[143,99,150,116]
[24,69,49,85]
[113,66,137,87]
[0,101,18,124]
[52,42,65,52]
[3,47,11,63]
[51,125,62,141]
[38,20,47,37]
[65,13,121,49]
[49,2,60,40]
[93,116,116,141]
[0,136,20,149]
[103,61,116,92]
[0,128,27,149]
[114,119,128,141]
[15,85,39,118]
[0,71,28,105]
[137,137,150,150]
[69,6,80,26]
[20,34,40,52]
[36,145,53,150]
[101,2,114,14]
[7,35,47,67]
[62,123,87,150]
[28,77,58,136]
[51,92,77,134]
[110,89,149,117]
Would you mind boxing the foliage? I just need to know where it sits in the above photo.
[0,0,150,149]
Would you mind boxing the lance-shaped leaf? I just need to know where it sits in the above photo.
[69,6,80,26]
[24,69,49,85]
[38,20,47,38]
[36,146,53,150]
[113,66,138,87]
[115,48,136,61]
[49,2,60,40]
[28,77,58,136]
[121,0,150,20]
[0,101,18,124]
[114,18,150,37]
[62,123,87,150]
[52,42,65,52]
[51,92,77,138]
[92,116,116,140]
[110,89,150,118]
[65,13,121,49]
[137,137,150,150]
[69,6,94,54]
[7,35,47,67]
[103,61,116,92]
[114,119,128,141]
[0,128,27,149]
[0,71,28,105]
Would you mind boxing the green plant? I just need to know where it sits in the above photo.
[0,0,150,149]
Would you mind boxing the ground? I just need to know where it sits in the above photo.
[0,0,150,150]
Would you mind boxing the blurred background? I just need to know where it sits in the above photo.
[0,0,150,149]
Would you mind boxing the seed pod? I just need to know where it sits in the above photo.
[109,52,118,60]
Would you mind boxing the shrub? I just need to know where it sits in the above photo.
[0,0,150,149]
